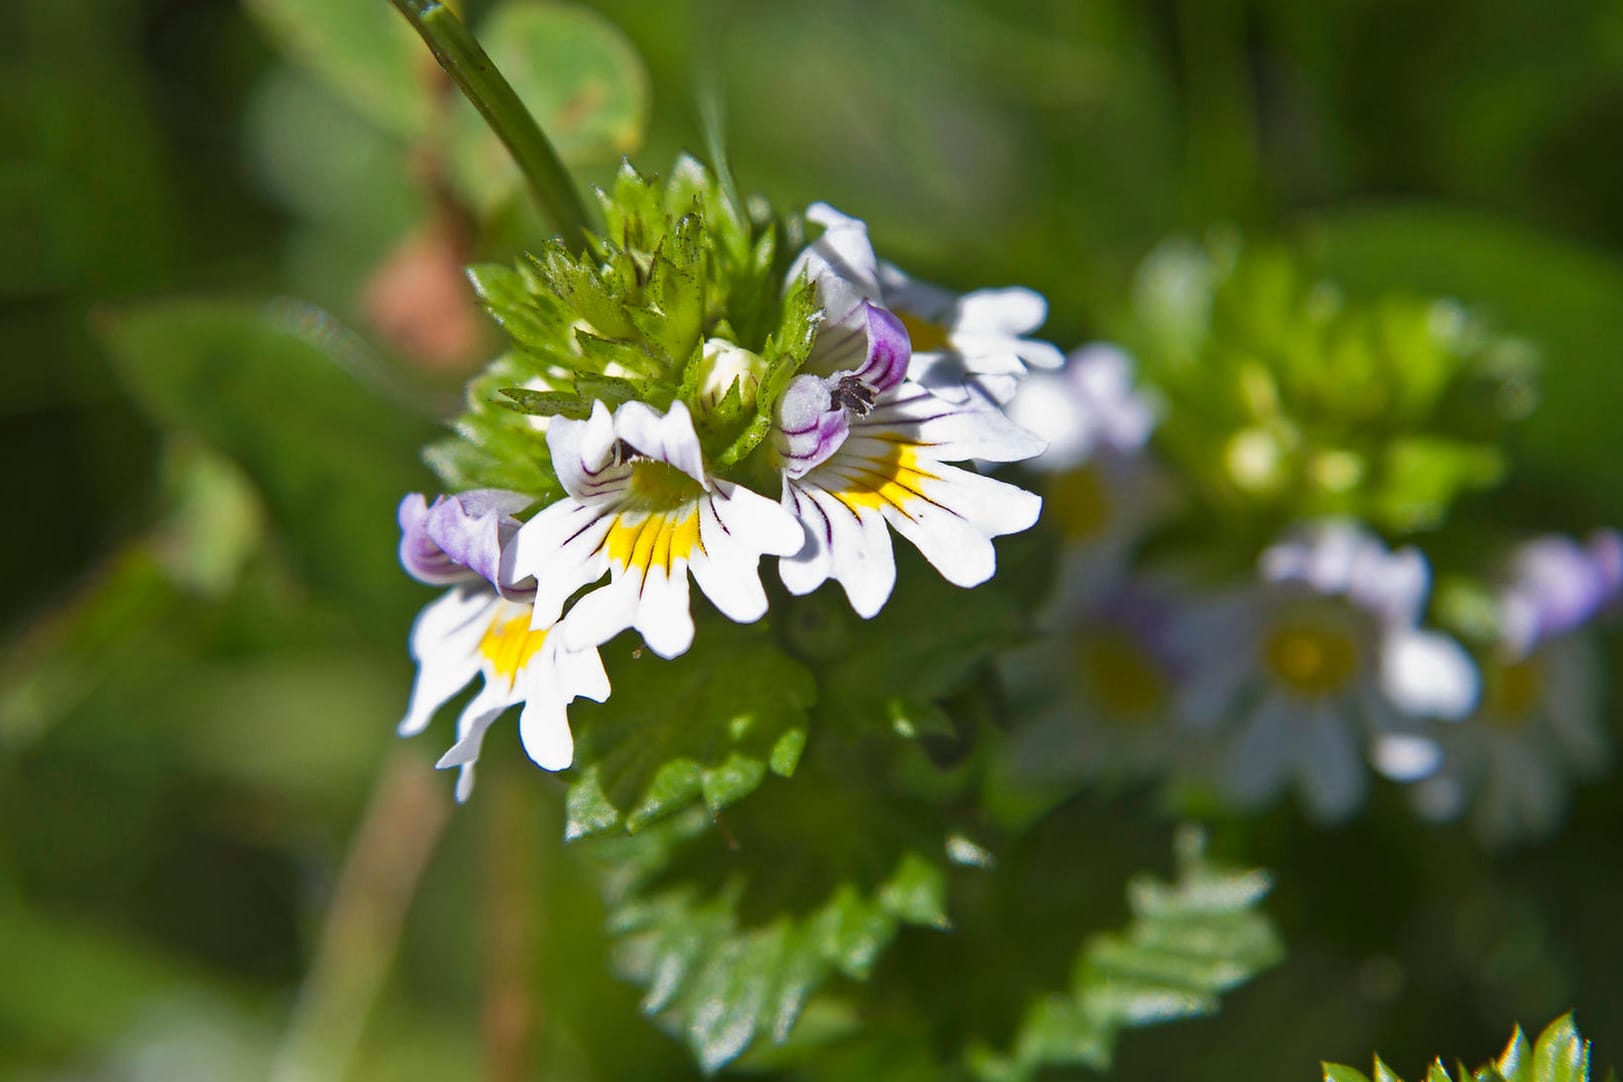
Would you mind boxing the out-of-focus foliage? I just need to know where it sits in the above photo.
[970,829,1283,1081]
[6,0,1623,1079]
[1125,234,1535,537]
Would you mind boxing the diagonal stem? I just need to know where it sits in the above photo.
[389,0,592,250]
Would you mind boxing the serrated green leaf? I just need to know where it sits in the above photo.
[767,727,807,777]
[246,0,428,137]
[563,764,622,841]
[1532,1014,1587,1082]
[973,831,1281,1082]
[1430,1061,1457,1082]
[1325,1065,1375,1082]
[590,814,947,1074]
[499,387,594,418]
[1499,1026,1535,1082]
[449,0,648,214]
[877,852,950,928]
[563,621,815,838]
[1373,1058,1406,1082]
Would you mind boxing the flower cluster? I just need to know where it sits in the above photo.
[1002,238,1619,843]
[395,163,1051,797]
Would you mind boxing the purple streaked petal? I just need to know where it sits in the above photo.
[400,489,536,599]
[426,489,533,599]
[773,374,850,479]
[853,303,910,394]
[546,401,619,497]
[399,493,471,585]
[612,400,709,488]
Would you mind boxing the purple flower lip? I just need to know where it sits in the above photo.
[774,375,852,478]
[853,303,909,396]
[399,489,536,601]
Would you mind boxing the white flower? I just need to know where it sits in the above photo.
[1004,578,1191,785]
[1404,532,1619,846]
[508,399,803,659]
[1005,345,1158,472]
[774,204,1047,617]
[791,203,1062,406]
[775,377,1043,617]
[398,586,609,800]
[1179,522,1478,823]
[1409,635,1607,846]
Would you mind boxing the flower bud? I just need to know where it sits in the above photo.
[696,338,766,412]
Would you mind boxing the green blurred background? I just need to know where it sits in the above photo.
[3,0,1622,1078]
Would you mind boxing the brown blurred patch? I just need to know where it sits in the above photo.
[361,222,490,373]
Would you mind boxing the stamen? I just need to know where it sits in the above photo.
[831,374,877,416]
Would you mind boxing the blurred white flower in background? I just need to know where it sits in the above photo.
[1177,521,1478,823]
[1409,531,1620,845]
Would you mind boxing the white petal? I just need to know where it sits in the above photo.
[518,693,576,771]
[779,483,897,618]
[778,483,837,597]
[955,287,1048,337]
[1222,693,1295,808]
[554,639,611,704]
[1004,369,1098,471]
[1296,701,1367,823]
[398,586,495,736]
[877,261,957,322]
[544,401,618,497]
[510,501,614,629]
[1381,628,1480,720]
[710,480,805,558]
[634,563,697,659]
[865,383,1045,464]
[613,400,709,488]
[1371,732,1443,781]
[691,483,802,624]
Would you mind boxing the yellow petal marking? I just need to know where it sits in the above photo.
[605,507,702,577]
[831,442,943,516]
[1263,621,1359,696]
[479,613,549,690]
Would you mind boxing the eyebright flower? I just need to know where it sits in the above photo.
[508,399,804,659]
[792,203,1064,406]
[1409,634,1605,846]
[399,586,608,799]
[1005,577,1192,785]
[1178,521,1478,823]
[1407,532,1618,845]
[396,491,607,796]
[773,206,1046,617]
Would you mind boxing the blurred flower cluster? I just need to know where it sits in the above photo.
[1004,235,1620,846]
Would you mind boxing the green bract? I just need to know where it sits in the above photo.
[1324,1014,1609,1082]
[428,157,817,498]
[1127,234,1536,536]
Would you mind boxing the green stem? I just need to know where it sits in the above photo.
[389,0,592,249]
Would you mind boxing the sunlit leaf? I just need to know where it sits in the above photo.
[564,620,816,839]
[245,0,429,137]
